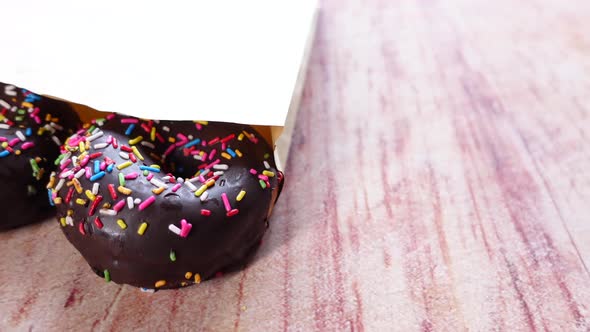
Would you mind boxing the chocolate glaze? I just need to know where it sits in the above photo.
[53,114,283,289]
[0,82,80,230]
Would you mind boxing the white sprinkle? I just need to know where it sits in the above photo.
[15,131,26,141]
[213,171,224,176]
[150,178,168,189]
[193,155,202,161]
[141,141,155,149]
[49,122,64,131]
[59,170,73,179]
[177,177,184,184]
[65,216,74,226]
[162,176,171,182]
[92,127,101,135]
[44,124,56,134]
[187,176,201,183]
[99,209,117,216]
[74,169,86,179]
[52,136,61,146]
[213,164,228,170]
[0,100,11,109]
[95,119,105,126]
[55,179,65,192]
[199,169,210,177]
[72,156,78,166]
[94,142,108,149]
[87,131,104,142]
[119,152,129,159]
[4,85,16,96]
[185,181,197,191]
[168,224,181,235]
[134,198,141,204]
[140,288,155,293]
[264,161,271,169]
[200,191,209,202]
[60,152,72,165]
[162,126,170,132]
[127,197,135,209]
[0,124,10,129]
[92,183,100,195]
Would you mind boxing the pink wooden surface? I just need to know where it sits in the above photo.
[2,0,590,330]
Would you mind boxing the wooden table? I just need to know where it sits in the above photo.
[2,0,590,330]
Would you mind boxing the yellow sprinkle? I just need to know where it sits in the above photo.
[117,161,133,170]
[79,141,85,153]
[129,136,143,145]
[197,121,208,125]
[75,198,87,205]
[132,146,144,161]
[117,219,127,229]
[194,274,201,284]
[60,217,66,227]
[67,209,74,216]
[103,202,112,209]
[181,282,188,287]
[72,178,83,194]
[155,280,166,288]
[185,272,193,280]
[236,190,246,202]
[235,149,243,157]
[54,197,62,205]
[168,137,176,143]
[238,133,244,141]
[149,164,160,169]
[118,186,132,195]
[45,113,52,121]
[205,178,216,188]
[152,187,165,195]
[221,152,232,160]
[137,222,148,235]
[1,142,7,148]
[22,102,33,108]
[262,170,275,177]
[85,190,96,201]
[150,127,156,141]
[15,150,21,155]
[37,128,44,135]
[78,152,88,162]
[195,185,207,197]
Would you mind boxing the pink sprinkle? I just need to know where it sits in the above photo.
[112,138,118,149]
[33,116,41,125]
[227,209,239,217]
[100,162,107,171]
[171,183,182,192]
[67,174,75,180]
[177,133,187,141]
[68,137,81,147]
[201,209,211,216]
[196,123,202,130]
[107,135,113,144]
[113,199,126,212]
[60,159,72,170]
[79,155,90,167]
[258,174,269,181]
[146,173,154,181]
[85,167,92,179]
[249,169,257,175]
[138,196,156,211]
[0,137,7,142]
[206,159,220,169]
[120,118,139,124]
[106,113,116,120]
[31,107,40,117]
[208,149,217,160]
[221,193,231,212]
[179,219,192,238]
[164,144,176,157]
[9,138,20,147]
[199,175,206,183]
[190,150,201,155]
[21,142,34,150]
[221,143,226,150]
[125,172,139,180]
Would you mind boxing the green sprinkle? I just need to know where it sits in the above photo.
[259,179,267,189]
[88,125,96,133]
[118,173,125,186]
[17,109,26,115]
[170,250,176,262]
[54,153,65,165]
[104,269,111,282]
[15,116,24,122]
[264,153,270,159]
[143,170,149,176]
[29,158,40,175]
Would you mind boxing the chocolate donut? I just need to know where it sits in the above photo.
[50,113,284,289]
[0,82,80,230]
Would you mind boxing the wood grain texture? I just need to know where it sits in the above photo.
[2,0,590,330]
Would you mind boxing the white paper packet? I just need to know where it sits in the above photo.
[0,0,317,170]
